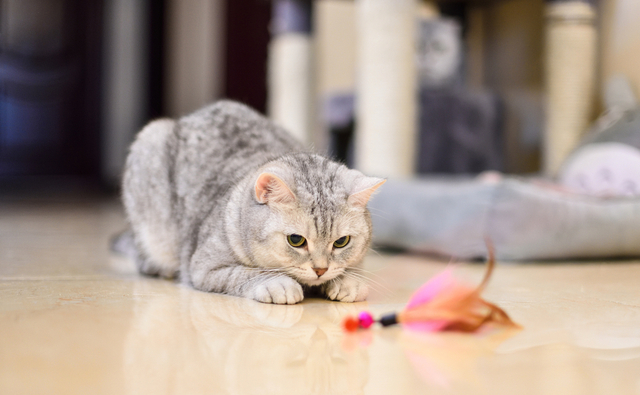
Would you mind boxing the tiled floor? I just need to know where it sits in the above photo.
[1,195,639,394]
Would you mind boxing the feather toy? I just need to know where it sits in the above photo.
[342,240,520,333]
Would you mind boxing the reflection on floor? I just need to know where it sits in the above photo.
[1,196,639,395]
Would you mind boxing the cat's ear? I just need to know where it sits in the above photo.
[254,173,296,204]
[348,176,386,208]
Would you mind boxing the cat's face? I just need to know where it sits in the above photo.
[255,200,372,286]
[416,19,461,87]
[246,157,384,286]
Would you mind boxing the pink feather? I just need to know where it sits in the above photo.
[403,269,456,331]
[398,241,519,332]
[341,239,520,333]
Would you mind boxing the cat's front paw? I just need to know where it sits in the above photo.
[249,276,304,305]
[324,276,368,302]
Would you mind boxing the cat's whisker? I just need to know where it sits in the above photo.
[368,212,388,220]
[276,266,300,279]
[235,270,286,286]
[258,269,287,274]
[367,206,389,214]
[348,265,383,275]
[235,272,287,291]
[343,270,395,296]
[339,272,374,291]
[243,266,287,272]
[340,272,389,297]
[343,270,381,287]
[235,276,266,292]
[352,267,386,282]
[348,265,387,279]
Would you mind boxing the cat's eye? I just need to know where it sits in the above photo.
[287,234,306,248]
[333,236,350,248]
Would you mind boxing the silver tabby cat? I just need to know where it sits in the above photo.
[122,101,384,304]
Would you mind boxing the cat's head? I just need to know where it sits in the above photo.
[243,154,384,286]
[416,18,462,87]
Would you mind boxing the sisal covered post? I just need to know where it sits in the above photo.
[354,0,418,178]
[543,0,597,176]
[267,0,315,145]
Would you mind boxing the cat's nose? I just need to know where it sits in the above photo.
[314,268,328,277]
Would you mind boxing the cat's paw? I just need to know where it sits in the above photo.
[324,276,368,302]
[249,276,304,305]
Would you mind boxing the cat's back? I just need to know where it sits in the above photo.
[176,100,301,167]
[172,100,303,223]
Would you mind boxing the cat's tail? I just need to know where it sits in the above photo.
[109,228,137,260]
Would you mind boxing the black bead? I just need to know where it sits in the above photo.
[379,313,398,327]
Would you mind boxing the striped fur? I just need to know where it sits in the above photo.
[122,101,383,304]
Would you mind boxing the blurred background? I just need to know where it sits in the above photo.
[0,0,639,191]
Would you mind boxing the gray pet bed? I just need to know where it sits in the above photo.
[369,176,640,260]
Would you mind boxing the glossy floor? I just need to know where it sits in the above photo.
[1,196,639,395]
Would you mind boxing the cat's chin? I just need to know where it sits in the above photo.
[298,277,332,287]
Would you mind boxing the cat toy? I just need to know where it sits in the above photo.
[342,240,519,333]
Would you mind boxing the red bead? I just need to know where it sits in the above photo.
[342,316,360,332]
[358,311,374,329]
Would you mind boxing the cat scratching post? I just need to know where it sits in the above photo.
[543,0,597,175]
[355,0,418,177]
[268,0,314,145]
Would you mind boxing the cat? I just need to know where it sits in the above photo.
[120,100,384,304]
[416,17,463,88]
